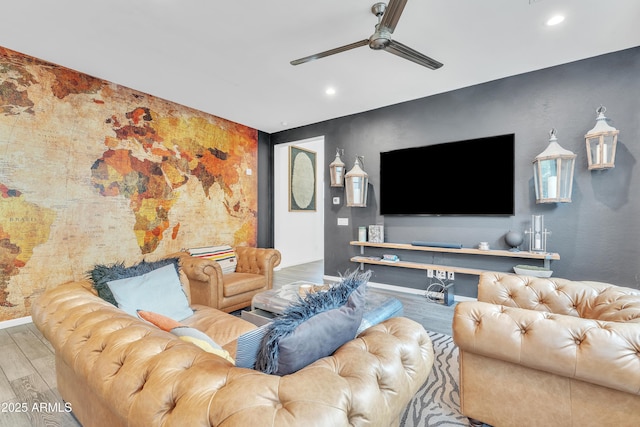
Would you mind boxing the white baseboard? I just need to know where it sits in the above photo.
[450,295,477,302]
[323,274,477,302]
[0,316,32,330]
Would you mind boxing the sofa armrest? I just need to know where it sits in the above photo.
[174,253,224,307]
[453,301,640,395]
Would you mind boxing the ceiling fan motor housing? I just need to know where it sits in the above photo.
[369,30,391,50]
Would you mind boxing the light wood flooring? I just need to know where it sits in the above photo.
[0,323,79,427]
[0,260,455,427]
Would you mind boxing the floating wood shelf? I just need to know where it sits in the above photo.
[350,241,560,276]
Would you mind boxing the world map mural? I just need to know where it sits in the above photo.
[0,47,258,321]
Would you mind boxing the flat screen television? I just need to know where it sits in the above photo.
[379,134,515,215]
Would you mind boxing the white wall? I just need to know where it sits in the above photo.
[274,137,324,268]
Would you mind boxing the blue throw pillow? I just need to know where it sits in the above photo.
[106,264,193,321]
[255,270,371,375]
[88,257,182,306]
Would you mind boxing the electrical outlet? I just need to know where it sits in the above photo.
[427,269,434,278]
[448,271,455,280]
[337,217,349,226]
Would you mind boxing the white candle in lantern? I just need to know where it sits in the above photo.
[534,233,542,250]
[547,176,557,199]
[352,177,361,203]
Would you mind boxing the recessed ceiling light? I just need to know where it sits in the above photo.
[325,87,336,96]
[546,15,565,26]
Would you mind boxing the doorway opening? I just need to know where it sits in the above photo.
[273,136,324,269]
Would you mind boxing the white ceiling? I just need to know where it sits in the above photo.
[2,0,639,133]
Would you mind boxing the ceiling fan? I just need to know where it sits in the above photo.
[290,0,443,70]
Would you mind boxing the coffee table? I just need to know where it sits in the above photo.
[241,281,404,333]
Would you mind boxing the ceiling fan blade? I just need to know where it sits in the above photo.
[290,39,369,65]
[379,0,408,33]
[384,39,443,70]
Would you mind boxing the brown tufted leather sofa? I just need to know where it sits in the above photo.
[453,272,640,427]
[171,246,282,313]
[31,272,434,426]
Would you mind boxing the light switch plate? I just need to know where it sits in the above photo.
[337,217,349,226]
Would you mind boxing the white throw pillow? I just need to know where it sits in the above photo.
[107,264,193,321]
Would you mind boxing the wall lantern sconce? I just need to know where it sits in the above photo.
[329,148,345,187]
[533,129,576,203]
[345,156,369,207]
[585,106,619,170]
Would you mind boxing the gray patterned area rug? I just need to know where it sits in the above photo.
[401,331,469,427]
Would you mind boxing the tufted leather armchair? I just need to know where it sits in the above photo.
[32,273,434,427]
[453,272,640,427]
[172,246,282,313]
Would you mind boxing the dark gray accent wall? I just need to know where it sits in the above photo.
[268,46,640,296]
[257,130,274,248]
